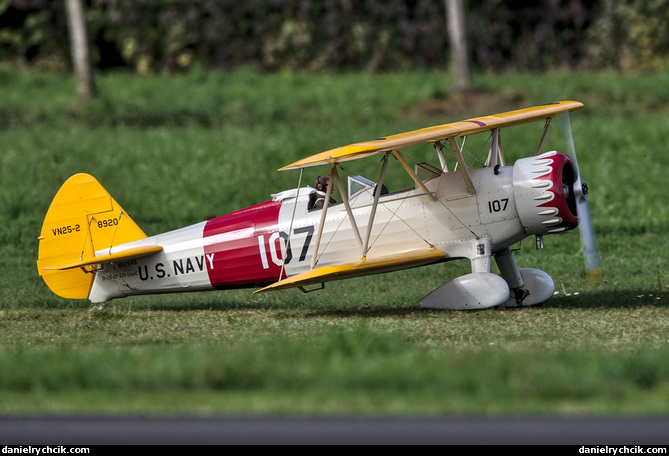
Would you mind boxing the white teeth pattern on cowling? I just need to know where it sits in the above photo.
[534,193,553,201]
[513,150,578,235]
[547,226,568,233]
[532,181,551,189]
[538,209,558,216]
[532,154,562,226]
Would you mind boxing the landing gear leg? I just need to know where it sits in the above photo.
[89,302,106,311]
[494,247,555,307]
[495,247,527,307]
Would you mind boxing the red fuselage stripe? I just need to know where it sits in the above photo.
[203,200,285,288]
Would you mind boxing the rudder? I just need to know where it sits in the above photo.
[37,173,148,299]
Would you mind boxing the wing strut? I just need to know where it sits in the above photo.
[485,129,503,168]
[280,168,304,281]
[497,132,506,166]
[331,166,364,253]
[312,164,380,269]
[449,138,476,194]
[391,150,436,202]
[311,165,341,269]
[362,152,390,258]
[535,117,552,155]
[311,154,393,265]
[434,141,449,172]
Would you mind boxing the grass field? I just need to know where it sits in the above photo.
[1,65,668,415]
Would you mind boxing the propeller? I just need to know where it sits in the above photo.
[558,112,602,283]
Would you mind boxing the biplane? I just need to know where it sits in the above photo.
[37,101,600,310]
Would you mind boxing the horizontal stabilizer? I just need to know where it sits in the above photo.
[255,248,446,293]
[42,245,163,271]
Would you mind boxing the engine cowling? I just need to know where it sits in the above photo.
[512,151,579,235]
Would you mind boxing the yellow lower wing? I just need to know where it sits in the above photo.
[255,248,446,293]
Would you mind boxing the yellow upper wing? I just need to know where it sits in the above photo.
[280,100,583,170]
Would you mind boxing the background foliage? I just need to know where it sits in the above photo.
[2,0,669,74]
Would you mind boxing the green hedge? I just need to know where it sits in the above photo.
[1,0,667,73]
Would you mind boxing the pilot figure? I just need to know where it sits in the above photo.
[313,176,334,209]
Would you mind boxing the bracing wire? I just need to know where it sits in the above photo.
[279,168,304,281]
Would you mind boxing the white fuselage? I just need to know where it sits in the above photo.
[88,165,524,303]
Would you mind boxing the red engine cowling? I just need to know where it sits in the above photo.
[512,151,579,235]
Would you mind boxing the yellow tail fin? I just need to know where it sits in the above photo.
[37,173,149,299]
